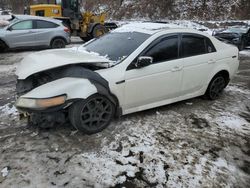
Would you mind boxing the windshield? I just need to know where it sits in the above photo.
[82,32,150,62]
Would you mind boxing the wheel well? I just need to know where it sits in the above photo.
[109,93,122,117]
[212,70,230,86]
[50,36,67,46]
[92,84,121,117]
[0,39,8,48]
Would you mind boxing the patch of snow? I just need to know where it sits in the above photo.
[1,167,9,177]
[239,50,250,57]
[0,103,18,117]
[215,113,249,130]
[226,86,250,97]
[0,19,9,27]
[67,121,169,187]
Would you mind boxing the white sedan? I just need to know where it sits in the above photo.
[15,23,239,134]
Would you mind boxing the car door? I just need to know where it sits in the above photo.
[180,34,216,96]
[32,20,59,46]
[124,35,183,110]
[5,20,35,48]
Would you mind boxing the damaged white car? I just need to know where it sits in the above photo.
[15,23,239,134]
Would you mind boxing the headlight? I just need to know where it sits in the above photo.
[16,95,66,109]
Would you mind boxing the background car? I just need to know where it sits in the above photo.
[0,15,70,52]
[0,9,12,20]
[213,27,250,50]
[15,23,239,134]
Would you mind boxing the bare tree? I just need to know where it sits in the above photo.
[10,0,25,13]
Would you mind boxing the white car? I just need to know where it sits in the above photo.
[15,23,239,134]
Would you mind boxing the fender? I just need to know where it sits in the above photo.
[206,62,230,87]
[21,77,98,100]
[0,37,9,48]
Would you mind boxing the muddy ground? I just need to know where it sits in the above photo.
[0,41,250,188]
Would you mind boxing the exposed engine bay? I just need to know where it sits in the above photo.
[16,64,108,96]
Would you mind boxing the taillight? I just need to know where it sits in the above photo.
[64,27,70,33]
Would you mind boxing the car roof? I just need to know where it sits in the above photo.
[12,14,62,24]
[113,22,211,38]
[113,22,183,35]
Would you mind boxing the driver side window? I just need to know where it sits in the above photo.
[143,36,179,63]
[11,20,33,30]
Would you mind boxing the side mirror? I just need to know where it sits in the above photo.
[135,56,153,68]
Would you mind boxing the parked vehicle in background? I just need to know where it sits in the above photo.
[15,23,239,134]
[213,27,250,51]
[0,9,12,20]
[29,0,117,41]
[0,15,70,52]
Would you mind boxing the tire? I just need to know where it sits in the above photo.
[51,38,66,49]
[91,24,107,38]
[0,40,7,52]
[69,94,115,134]
[205,75,226,100]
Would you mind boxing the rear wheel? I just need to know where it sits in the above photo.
[51,38,66,49]
[205,75,226,100]
[91,24,107,38]
[69,94,115,134]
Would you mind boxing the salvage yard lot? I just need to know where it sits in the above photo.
[0,39,250,187]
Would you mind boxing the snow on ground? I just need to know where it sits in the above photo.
[0,103,18,117]
[240,49,250,57]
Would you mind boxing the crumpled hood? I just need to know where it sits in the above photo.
[16,47,111,79]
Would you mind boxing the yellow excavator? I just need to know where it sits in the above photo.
[29,0,117,41]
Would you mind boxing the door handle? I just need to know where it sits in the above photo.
[28,30,35,33]
[208,59,216,64]
[171,66,183,72]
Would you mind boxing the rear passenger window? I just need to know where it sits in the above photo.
[181,35,206,57]
[35,20,58,29]
[143,36,178,63]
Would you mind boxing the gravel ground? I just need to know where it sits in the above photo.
[0,39,250,188]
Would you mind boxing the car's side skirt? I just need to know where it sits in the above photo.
[122,88,206,115]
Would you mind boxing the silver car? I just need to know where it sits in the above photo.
[0,15,70,52]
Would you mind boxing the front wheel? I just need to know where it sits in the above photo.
[205,75,226,100]
[69,94,115,134]
[0,40,7,52]
[51,38,66,49]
